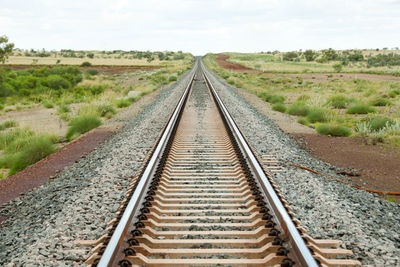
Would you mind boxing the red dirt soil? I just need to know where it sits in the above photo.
[292,133,400,193]
[0,127,116,207]
[0,64,160,74]
[215,54,258,73]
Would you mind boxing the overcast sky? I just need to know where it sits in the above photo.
[1,0,399,55]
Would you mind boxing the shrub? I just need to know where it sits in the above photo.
[316,124,352,137]
[80,61,92,67]
[306,108,328,123]
[57,104,71,114]
[272,103,286,113]
[369,96,391,106]
[256,91,271,102]
[287,103,310,116]
[227,79,235,85]
[97,104,116,118]
[116,99,131,108]
[327,95,349,109]
[78,104,101,117]
[66,115,102,141]
[168,76,177,82]
[369,116,394,131]
[42,101,54,108]
[47,74,71,90]
[346,103,376,114]
[0,135,57,175]
[86,69,99,75]
[268,95,285,104]
[297,117,309,125]
[0,128,34,149]
[0,120,18,130]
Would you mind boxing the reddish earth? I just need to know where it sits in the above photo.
[215,54,258,73]
[0,127,116,207]
[0,64,160,74]
[292,133,400,194]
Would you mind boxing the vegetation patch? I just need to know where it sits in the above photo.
[116,98,131,108]
[316,124,352,137]
[0,120,18,131]
[66,115,102,141]
[346,103,376,114]
[271,103,286,113]
[306,108,329,123]
[287,103,310,116]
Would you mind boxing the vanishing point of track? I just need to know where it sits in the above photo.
[89,60,360,266]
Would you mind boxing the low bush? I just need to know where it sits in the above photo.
[80,61,92,67]
[256,91,271,102]
[346,103,376,114]
[306,108,328,123]
[0,135,57,175]
[227,79,235,85]
[369,96,391,106]
[97,104,116,118]
[0,128,33,149]
[86,69,99,76]
[168,76,177,82]
[42,101,54,108]
[116,99,131,108]
[327,95,350,109]
[297,95,310,102]
[66,115,102,141]
[0,120,18,131]
[369,116,394,131]
[57,104,71,114]
[297,117,309,125]
[271,103,286,113]
[287,103,310,116]
[316,124,352,137]
[268,95,285,104]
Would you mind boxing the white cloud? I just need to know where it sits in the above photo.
[0,0,399,54]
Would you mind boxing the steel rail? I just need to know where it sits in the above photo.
[97,62,197,267]
[201,61,318,267]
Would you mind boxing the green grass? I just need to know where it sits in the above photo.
[316,124,352,137]
[0,135,57,175]
[346,103,376,114]
[66,115,102,141]
[271,103,286,113]
[369,96,392,106]
[256,91,285,104]
[42,101,54,108]
[297,117,309,125]
[57,104,71,114]
[287,103,310,116]
[327,95,352,109]
[306,108,329,123]
[0,128,34,149]
[369,116,394,131]
[97,104,117,118]
[0,120,18,131]
[116,98,131,108]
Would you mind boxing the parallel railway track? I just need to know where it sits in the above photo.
[88,60,360,266]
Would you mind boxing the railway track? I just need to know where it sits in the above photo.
[87,60,361,266]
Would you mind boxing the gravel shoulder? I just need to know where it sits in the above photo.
[203,64,400,266]
[0,69,194,266]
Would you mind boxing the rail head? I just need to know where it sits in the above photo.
[97,65,196,267]
[201,61,318,267]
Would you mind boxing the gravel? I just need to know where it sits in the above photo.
[0,69,194,266]
[203,65,400,266]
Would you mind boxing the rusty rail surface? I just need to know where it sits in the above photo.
[91,59,360,267]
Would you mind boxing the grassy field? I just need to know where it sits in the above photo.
[0,50,194,178]
[204,52,400,148]
[6,50,188,66]
[225,50,400,76]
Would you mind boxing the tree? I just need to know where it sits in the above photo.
[282,51,298,61]
[321,48,338,61]
[304,50,316,61]
[0,35,14,63]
